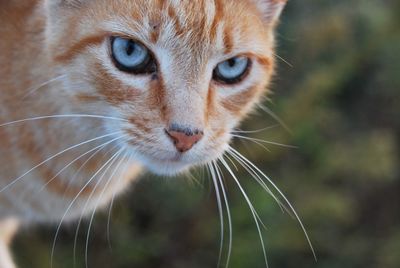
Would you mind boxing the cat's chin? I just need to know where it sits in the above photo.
[143,158,193,176]
[127,143,227,177]
[135,153,213,177]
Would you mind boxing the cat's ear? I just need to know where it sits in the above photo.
[250,0,287,26]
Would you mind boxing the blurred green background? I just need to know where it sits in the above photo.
[14,1,400,267]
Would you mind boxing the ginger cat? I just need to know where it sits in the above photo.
[0,1,287,267]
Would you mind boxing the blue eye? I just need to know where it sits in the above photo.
[111,37,156,74]
[213,57,251,84]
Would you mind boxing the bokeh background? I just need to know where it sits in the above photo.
[13,1,400,267]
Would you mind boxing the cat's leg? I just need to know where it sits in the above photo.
[0,219,19,268]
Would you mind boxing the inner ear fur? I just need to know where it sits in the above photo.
[250,0,288,26]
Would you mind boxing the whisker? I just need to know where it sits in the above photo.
[107,152,134,249]
[257,104,292,134]
[219,157,269,268]
[224,153,239,172]
[213,162,233,268]
[232,134,297,149]
[72,147,124,266]
[0,114,127,128]
[219,156,267,230]
[233,135,271,152]
[38,135,127,194]
[51,148,124,268]
[229,147,317,261]
[239,137,271,152]
[273,52,293,68]
[185,171,203,188]
[61,139,122,203]
[0,131,122,194]
[226,149,291,216]
[84,149,125,268]
[22,74,68,99]
[232,125,279,134]
[207,163,225,268]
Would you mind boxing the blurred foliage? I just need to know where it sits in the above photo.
[13,0,400,267]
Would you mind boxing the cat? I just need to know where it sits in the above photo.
[0,0,287,267]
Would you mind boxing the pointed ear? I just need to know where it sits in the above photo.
[251,0,287,25]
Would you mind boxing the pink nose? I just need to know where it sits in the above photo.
[166,127,204,153]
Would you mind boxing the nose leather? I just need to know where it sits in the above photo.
[166,127,204,153]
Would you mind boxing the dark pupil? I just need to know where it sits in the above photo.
[126,41,136,56]
[227,58,236,67]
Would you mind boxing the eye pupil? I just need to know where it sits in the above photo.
[228,59,236,67]
[126,42,135,56]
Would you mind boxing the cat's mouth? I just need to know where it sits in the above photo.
[123,129,228,176]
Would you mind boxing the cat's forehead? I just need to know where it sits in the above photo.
[89,0,270,58]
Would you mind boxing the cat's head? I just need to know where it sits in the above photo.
[44,0,286,175]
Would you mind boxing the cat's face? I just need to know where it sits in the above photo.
[45,0,285,175]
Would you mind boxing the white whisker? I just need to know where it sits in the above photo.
[0,131,122,194]
[0,114,127,128]
[219,156,268,230]
[186,171,203,187]
[257,104,292,134]
[232,134,297,149]
[72,147,123,266]
[232,125,279,134]
[22,74,68,99]
[229,147,317,261]
[39,135,127,194]
[226,149,291,216]
[213,162,233,268]
[224,153,239,172]
[238,137,271,152]
[107,152,134,249]
[84,149,125,268]
[61,140,122,203]
[219,157,269,268]
[273,52,293,68]
[208,163,225,268]
[51,148,124,268]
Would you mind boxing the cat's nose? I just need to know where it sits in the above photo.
[166,124,204,153]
